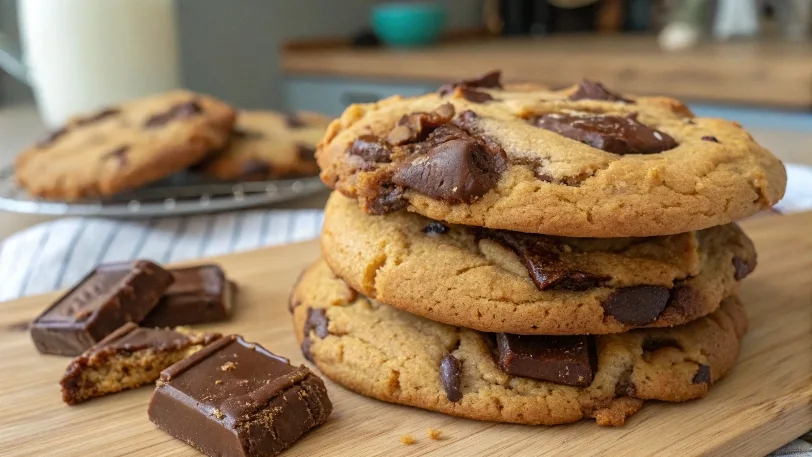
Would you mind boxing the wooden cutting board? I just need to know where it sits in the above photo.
[1,212,810,457]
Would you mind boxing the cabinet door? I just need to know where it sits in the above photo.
[284,77,436,116]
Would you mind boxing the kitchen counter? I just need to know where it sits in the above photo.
[283,35,812,109]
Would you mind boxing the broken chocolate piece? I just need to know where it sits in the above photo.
[144,101,202,128]
[459,88,494,103]
[392,124,507,204]
[148,335,332,457]
[533,112,678,155]
[732,256,755,280]
[440,354,463,402]
[569,80,631,103]
[602,285,670,325]
[496,333,596,387]
[438,70,503,95]
[478,229,609,291]
[349,135,392,164]
[141,265,235,328]
[304,308,329,338]
[30,260,174,356]
[60,322,220,405]
[388,103,455,146]
[423,221,449,235]
[692,364,711,384]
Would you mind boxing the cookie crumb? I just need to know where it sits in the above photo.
[427,428,442,440]
[211,408,224,420]
[400,434,415,445]
[220,361,237,372]
[215,380,223,385]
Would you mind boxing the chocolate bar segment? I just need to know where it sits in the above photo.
[140,265,234,328]
[496,333,597,387]
[148,335,332,457]
[30,260,173,356]
[60,322,220,404]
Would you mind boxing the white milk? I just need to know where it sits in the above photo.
[18,0,180,126]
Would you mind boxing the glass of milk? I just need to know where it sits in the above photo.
[0,0,180,126]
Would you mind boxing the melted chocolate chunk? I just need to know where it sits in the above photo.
[102,145,130,168]
[144,101,202,128]
[304,308,329,338]
[423,221,449,235]
[240,160,271,179]
[701,135,720,143]
[284,113,306,128]
[296,143,316,162]
[388,103,455,146]
[77,108,120,126]
[37,127,68,148]
[478,229,609,291]
[496,333,596,387]
[569,80,631,103]
[392,124,507,204]
[440,354,463,402]
[459,88,494,103]
[534,113,678,155]
[666,284,701,318]
[349,135,392,164]
[367,184,408,215]
[732,256,755,280]
[692,364,711,384]
[438,70,503,95]
[602,285,670,325]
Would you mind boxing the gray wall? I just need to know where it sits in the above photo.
[0,0,483,109]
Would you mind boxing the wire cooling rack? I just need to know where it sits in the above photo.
[0,166,325,217]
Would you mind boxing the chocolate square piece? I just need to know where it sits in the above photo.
[148,335,332,457]
[30,260,173,356]
[60,322,220,405]
[140,265,234,328]
[496,333,597,387]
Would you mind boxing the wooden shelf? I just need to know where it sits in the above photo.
[282,35,812,109]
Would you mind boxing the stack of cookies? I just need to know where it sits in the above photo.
[15,90,330,201]
[291,72,787,426]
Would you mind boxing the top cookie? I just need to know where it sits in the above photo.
[16,90,236,201]
[317,72,786,237]
[199,110,331,180]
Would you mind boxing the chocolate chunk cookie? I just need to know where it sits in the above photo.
[321,193,756,335]
[291,259,748,426]
[317,75,786,237]
[16,90,236,201]
[198,110,331,181]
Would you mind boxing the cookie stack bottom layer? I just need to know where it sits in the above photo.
[292,259,748,426]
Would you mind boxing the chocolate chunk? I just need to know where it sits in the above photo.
[239,159,272,179]
[692,364,711,384]
[60,322,220,405]
[732,256,755,280]
[77,108,120,126]
[457,110,479,123]
[701,135,720,143]
[569,80,631,103]
[349,135,392,164]
[438,70,503,95]
[392,125,507,204]
[232,128,265,140]
[30,260,173,356]
[102,145,129,168]
[367,184,408,215]
[148,335,332,457]
[602,285,670,325]
[387,103,455,146]
[665,284,702,318]
[144,101,202,128]
[423,221,449,235]
[534,113,678,155]
[478,229,609,291]
[459,88,494,103]
[296,143,316,162]
[301,337,314,362]
[304,308,329,338]
[615,369,636,396]
[284,113,306,128]
[440,354,463,402]
[36,127,68,148]
[641,337,681,353]
[141,265,235,328]
[496,333,596,387]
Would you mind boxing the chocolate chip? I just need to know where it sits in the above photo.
[438,70,503,95]
[301,337,314,362]
[615,369,636,396]
[349,135,393,164]
[496,333,596,387]
[477,229,609,291]
[232,128,265,140]
[367,184,408,215]
[732,256,755,280]
[701,135,720,143]
[102,145,130,168]
[388,103,455,146]
[569,80,631,103]
[457,110,479,123]
[77,108,120,126]
[36,128,68,148]
[423,221,449,235]
[459,88,494,103]
[641,337,681,353]
[304,308,329,338]
[240,160,272,179]
[440,354,463,402]
[296,143,316,162]
[692,364,711,384]
[533,113,678,155]
[392,125,507,204]
[602,285,670,325]
[284,113,306,128]
[144,101,202,128]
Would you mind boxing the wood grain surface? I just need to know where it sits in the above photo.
[0,212,810,457]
